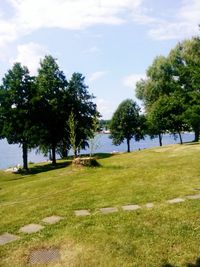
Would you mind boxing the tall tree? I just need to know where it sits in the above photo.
[149,94,187,144]
[0,63,36,170]
[136,37,200,142]
[169,37,200,141]
[36,55,68,164]
[110,99,143,153]
[67,72,99,156]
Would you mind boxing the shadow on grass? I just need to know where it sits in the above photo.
[183,141,199,146]
[94,153,114,159]
[66,153,114,160]
[162,258,200,267]
[186,258,200,267]
[16,161,72,176]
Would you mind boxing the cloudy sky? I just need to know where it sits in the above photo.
[0,0,199,118]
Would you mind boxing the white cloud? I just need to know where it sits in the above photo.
[9,0,143,31]
[123,73,146,88]
[0,0,144,59]
[148,0,200,40]
[89,71,108,82]
[83,46,101,54]
[0,0,199,61]
[95,98,115,119]
[9,42,48,75]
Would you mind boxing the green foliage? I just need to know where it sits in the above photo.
[0,63,36,169]
[0,55,99,166]
[136,36,200,142]
[110,99,143,152]
[35,55,68,164]
[68,112,79,158]
[67,72,100,153]
[89,115,101,157]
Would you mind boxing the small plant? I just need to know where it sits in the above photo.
[89,115,101,157]
[68,112,80,158]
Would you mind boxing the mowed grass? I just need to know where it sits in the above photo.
[0,143,200,266]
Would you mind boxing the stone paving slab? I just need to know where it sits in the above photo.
[0,233,20,245]
[74,210,90,216]
[186,194,200,200]
[42,215,63,225]
[167,198,185,204]
[122,204,141,211]
[28,248,60,265]
[145,203,154,208]
[100,207,118,214]
[19,224,44,234]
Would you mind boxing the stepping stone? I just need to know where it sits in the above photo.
[122,204,141,211]
[19,224,44,234]
[28,248,60,265]
[186,194,200,200]
[167,198,185,204]
[0,233,20,245]
[145,203,154,208]
[74,210,90,216]
[42,215,63,225]
[100,207,118,214]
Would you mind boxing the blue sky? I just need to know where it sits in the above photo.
[0,0,199,119]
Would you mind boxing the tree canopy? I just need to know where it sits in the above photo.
[0,63,36,169]
[136,36,200,143]
[110,99,144,152]
[0,55,99,169]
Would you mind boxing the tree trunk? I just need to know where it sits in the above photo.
[127,138,130,153]
[74,149,77,158]
[194,128,200,142]
[158,133,162,147]
[22,142,28,170]
[178,131,183,144]
[52,144,56,165]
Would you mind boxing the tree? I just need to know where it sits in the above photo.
[149,94,187,145]
[89,115,101,157]
[136,37,200,142]
[35,55,68,164]
[67,73,100,155]
[68,111,79,158]
[184,91,200,142]
[0,63,36,170]
[169,37,200,141]
[110,99,143,152]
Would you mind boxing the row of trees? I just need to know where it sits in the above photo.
[0,55,99,170]
[109,36,200,152]
[136,36,200,146]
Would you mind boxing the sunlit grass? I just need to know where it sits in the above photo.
[0,143,200,266]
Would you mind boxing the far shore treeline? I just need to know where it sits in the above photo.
[0,36,199,170]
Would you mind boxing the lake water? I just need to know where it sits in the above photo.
[0,133,195,169]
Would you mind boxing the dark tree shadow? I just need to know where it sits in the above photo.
[94,153,114,159]
[183,141,199,146]
[187,258,200,267]
[16,161,72,176]
[66,153,114,160]
[162,258,200,267]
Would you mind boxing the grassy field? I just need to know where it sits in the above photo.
[0,143,200,266]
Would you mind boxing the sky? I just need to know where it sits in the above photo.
[0,0,199,119]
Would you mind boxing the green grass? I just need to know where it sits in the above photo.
[0,143,200,266]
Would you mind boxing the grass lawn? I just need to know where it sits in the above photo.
[0,143,200,266]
